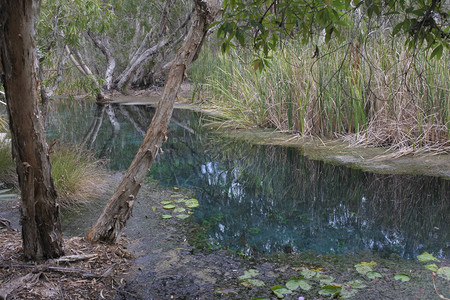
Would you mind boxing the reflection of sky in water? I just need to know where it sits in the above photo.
[47,103,450,259]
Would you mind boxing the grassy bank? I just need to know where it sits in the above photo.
[0,142,109,207]
[190,37,449,154]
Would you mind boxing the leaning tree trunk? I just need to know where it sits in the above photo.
[0,0,64,259]
[86,0,221,243]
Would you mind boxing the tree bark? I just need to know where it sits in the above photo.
[0,0,64,260]
[86,0,221,243]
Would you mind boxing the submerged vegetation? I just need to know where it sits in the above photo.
[190,37,449,155]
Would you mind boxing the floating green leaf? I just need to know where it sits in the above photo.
[425,264,439,272]
[316,274,335,284]
[297,280,312,291]
[238,269,259,280]
[185,198,199,208]
[176,214,190,220]
[174,198,187,203]
[160,200,173,205]
[348,280,367,289]
[417,252,440,262]
[246,279,266,287]
[436,267,450,281]
[271,285,292,299]
[285,278,302,290]
[318,285,342,296]
[174,207,186,213]
[340,288,358,299]
[300,269,317,279]
[394,273,411,282]
[354,261,377,275]
[161,215,172,219]
[366,271,383,279]
[170,194,184,198]
[163,204,176,209]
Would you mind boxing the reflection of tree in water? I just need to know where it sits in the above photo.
[151,114,449,259]
[47,102,449,258]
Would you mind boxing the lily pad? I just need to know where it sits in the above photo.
[174,207,186,213]
[355,261,377,275]
[366,271,382,279]
[425,264,439,272]
[238,269,259,280]
[170,194,184,198]
[160,200,173,205]
[348,280,367,289]
[318,285,342,296]
[161,215,172,219]
[316,274,335,284]
[417,252,440,262]
[285,278,301,290]
[340,288,358,299]
[394,273,411,282]
[185,198,199,208]
[300,269,317,279]
[176,214,190,220]
[246,279,266,287]
[271,285,292,299]
[163,204,176,209]
[436,267,450,281]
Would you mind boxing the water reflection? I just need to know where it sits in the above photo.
[47,101,450,259]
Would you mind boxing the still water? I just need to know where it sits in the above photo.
[47,101,450,259]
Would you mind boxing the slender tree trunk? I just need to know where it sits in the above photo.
[0,0,64,260]
[86,0,221,243]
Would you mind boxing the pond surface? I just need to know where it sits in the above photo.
[47,100,450,259]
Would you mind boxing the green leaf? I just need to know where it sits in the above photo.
[394,273,411,282]
[285,278,302,290]
[436,267,450,281]
[300,269,317,279]
[318,284,342,296]
[340,288,358,299]
[161,215,172,219]
[176,214,190,220]
[163,204,176,209]
[366,271,383,279]
[185,199,199,208]
[354,261,377,275]
[348,280,367,289]
[316,274,335,284]
[430,44,444,60]
[238,269,259,280]
[174,207,186,213]
[417,252,440,262]
[160,200,173,205]
[424,264,439,272]
[246,279,266,287]
[271,285,292,299]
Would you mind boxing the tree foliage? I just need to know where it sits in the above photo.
[218,0,449,68]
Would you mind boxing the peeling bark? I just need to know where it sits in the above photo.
[87,0,221,243]
[0,0,64,260]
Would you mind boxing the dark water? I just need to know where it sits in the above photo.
[47,100,450,259]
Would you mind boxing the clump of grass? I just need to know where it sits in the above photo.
[50,145,110,208]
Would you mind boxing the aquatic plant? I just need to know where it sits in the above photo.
[190,36,450,154]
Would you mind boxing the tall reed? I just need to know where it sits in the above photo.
[190,37,449,152]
